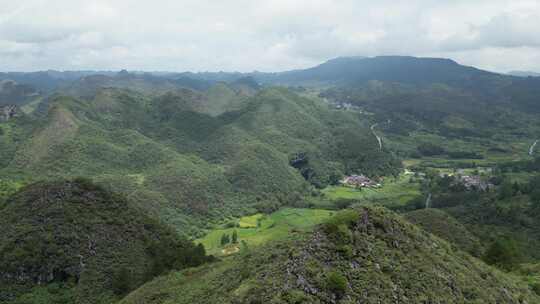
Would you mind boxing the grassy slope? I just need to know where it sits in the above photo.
[321,173,421,208]
[197,208,334,256]
[121,207,539,304]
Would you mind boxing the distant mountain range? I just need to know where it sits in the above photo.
[508,70,540,77]
[0,55,537,88]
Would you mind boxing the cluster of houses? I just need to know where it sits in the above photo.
[334,102,358,110]
[458,175,494,191]
[341,175,381,188]
[438,171,495,192]
[0,105,18,122]
[340,169,493,192]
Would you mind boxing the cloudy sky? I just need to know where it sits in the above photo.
[1,0,539,73]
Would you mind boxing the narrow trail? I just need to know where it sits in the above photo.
[529,139,538,156]
[425,193,432,209]
[371,123,382,151]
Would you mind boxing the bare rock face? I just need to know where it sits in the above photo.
[0,105,18,121]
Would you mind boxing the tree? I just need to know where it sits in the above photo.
[220,233,230,246]
[483,237,522,271]
[498,181,515,200]
[145,233,208,278]
[232,230,238,244]
[112,267,131,295]
[184,243,207,266]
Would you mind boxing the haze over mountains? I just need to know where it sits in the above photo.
[2,55,539,92]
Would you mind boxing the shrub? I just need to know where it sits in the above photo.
[325,209,359,229]
[223,221,236,228]
[337,245,353,258]
[283,290,309,304]
[112,267,131,295]
[531,283,540,296]
[334,198,354,210]
[324,209,359,243]
[325,270,347,295]
[72,177,105,193]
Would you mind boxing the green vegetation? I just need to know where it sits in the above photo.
[321,173,421,208]
[397,159,540,298]
[413,170,540,262]
[3,56,540,303]
[405,208,483,256]
[120,207,539,304]
[0,86,399,238]
[0,179,23,205]
[0,179,209,304]
[238,214,263,228]
[197,208,334,256]
[325,270,348,296]
[417,142,446,156]
[484,237,523,271]
[7,283,76,304]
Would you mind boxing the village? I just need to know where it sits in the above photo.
[340,174,381,188]
[340,169,494,193]
[0,105,18,122]
[457,174,494,191]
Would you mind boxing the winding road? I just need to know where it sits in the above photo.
[371,123,382,151]
[529,140,538,156]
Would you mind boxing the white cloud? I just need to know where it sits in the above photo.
[0,0,538,72]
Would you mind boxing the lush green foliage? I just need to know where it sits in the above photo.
[320,173,422,208]
[197,208,333,256]
[324,270,348,296]
[484,237,523,271]
[3,57,540,303]
[0,179,208,304]
[405,208,483,256]
[0,85,399,237]
[120,207,539,304]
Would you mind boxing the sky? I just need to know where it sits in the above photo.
[1,0,539,73]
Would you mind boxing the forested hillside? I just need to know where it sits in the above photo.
[121,207,539,304]
[0,76,399,236]
[1,56,540,303]
[0,179,209,304]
